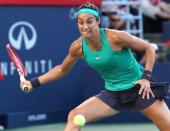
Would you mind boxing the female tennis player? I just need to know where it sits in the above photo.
[20,2,170,131]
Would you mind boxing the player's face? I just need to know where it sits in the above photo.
[77,13,100,38]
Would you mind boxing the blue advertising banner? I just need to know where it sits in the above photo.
[0,5,169,129]
[0,6,84,115]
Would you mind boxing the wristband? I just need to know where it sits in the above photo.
[141,70,152,81]
[30,77,41,88]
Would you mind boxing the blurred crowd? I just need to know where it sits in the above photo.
[101,0,170,62]
[102,0,138,31]
[102,0,170,33]
[142,0,170,33]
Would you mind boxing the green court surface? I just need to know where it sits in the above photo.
[6,123,158,131]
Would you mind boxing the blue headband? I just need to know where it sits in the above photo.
[77,8,99,18]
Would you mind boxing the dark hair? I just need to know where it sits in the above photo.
[77,2,100,20]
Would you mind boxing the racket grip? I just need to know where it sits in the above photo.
[20,75,29,93]
[23,86,29,93]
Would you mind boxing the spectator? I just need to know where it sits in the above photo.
[107,12,126,30]
[141,0,170,33]
[141,0,170,20]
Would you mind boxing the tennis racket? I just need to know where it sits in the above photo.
[6,44,29,93]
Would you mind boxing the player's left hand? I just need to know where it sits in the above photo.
[133,79,154,99]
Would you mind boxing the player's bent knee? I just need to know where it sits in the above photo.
[67,109,80,122]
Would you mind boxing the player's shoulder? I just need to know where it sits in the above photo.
[70,37,82,51]
[69,37,82,57]
[105,28,128,37]
[105,28,131,42]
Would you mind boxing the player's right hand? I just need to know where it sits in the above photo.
[20,80,33,93]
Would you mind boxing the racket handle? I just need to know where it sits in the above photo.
[20,75,29,93]
[23,86,29,93]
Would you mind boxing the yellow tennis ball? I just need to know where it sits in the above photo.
[74,114,86,127]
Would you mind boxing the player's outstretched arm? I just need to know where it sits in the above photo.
[20,40,81,92]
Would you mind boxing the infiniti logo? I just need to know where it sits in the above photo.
[69,7,77,20]
[8,21,37,50]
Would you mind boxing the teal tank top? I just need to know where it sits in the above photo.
[82,28,144,91]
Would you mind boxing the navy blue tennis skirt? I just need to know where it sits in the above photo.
[96,82,170,111]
